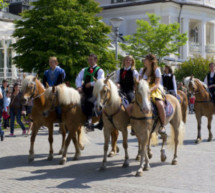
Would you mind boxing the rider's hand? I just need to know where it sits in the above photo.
[78,87,82,93]
[85,82,91,88]
[117,84,120,89]
[22,111,26,115]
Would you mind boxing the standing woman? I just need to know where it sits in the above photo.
[9,83,26,136]
[160,65,177,96]
[139,54,167,136]
[116,55,139,115]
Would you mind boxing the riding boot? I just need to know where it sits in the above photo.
[92,115,103,130]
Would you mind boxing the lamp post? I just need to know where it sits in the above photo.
[110,17,124,61]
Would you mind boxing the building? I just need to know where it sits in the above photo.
[96,0,215,60]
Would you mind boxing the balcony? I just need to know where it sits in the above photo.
[206,44,215,53]
[189,42,201,52]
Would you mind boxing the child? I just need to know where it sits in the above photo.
[2,91,11,129]
[189,95,195,114]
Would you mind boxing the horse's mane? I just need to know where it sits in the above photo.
[93,79,120,106]
[21,75,36,92]
[138,79,150,98]
[184,76,208,90]
[45,84,81,105]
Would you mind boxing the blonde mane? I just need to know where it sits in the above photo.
[184,76,208,90]
[138,79,151,110]
[21,75,36,92]
[93,79,120,106]
[45,84,81,106]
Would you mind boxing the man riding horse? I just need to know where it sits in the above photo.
[76,54,104,131]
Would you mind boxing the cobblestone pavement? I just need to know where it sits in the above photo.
[0,114,215,193]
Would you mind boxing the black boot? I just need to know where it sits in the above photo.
[92,116,103,130]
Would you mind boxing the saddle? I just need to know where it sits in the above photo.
[151,100,174,118]
[119,91,129,108]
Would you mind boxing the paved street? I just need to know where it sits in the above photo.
[0,114,215,193]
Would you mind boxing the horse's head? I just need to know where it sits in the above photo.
[43,86,58,117]
[21,75,38,105]
[184,76,197,94]
[135,79,151,113]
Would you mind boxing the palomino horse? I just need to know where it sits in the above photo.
[177,90,188,123]
[93,77,130,170]
[42,83,120,164]
[131,79,184,176]
[184,76,214,143]
[21,75,66,162]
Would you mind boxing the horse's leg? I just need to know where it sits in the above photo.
[147,132,153,159]
[160,133,167,162]
[172,125,179,165]
[71,130,81,161]
[195,114,202,143]
[135,138,141,161]
[108,129,119,157]
[28,123,40,162]
[207,116,213,142]
[47,124,54,161]
[59,123,66,155]
[122,129,129,168]
[100,128,111,170]
[77,126,85,150]
[59,130,73,165]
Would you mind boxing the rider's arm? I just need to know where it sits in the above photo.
[42,72,48,87]
[173,75,177,95]
[149,68,161,93]
[204,76,208,85]
[75,68,85,88]
[115,69,120,83]
[133,69,139,81]
[90,68,104,86]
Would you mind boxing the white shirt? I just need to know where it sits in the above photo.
[4,97,10,112]
[204,72,215,85]
[115,66,139,83]
[75,65,105,88]
[160,73,177,95]
[139,68,161,80]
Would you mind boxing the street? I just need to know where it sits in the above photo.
[0,114,215,193]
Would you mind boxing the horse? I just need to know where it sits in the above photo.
[21,75,66,162]
[130,79,184,176]
[177,90,188,123]
[184,76,214,143]
[93,77,130,170]
[42,83,120,164]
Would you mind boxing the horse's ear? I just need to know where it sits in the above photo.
[33,74,38,81]
[46,82,49,89]
[190,74,194,80]
[134,78,139,86]
[52,86,55,93]
[23,74,26,79]
[104,71,115,84]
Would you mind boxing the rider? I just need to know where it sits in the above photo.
[161,65,177,96]
[204,62,215,102]
[76,54,105,131]
[139,54,167,137]
[43,56,66,121]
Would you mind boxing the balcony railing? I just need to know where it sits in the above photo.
[206,44,215,53]
[189,42,201,52]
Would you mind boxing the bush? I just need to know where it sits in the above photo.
[174,56,214,82]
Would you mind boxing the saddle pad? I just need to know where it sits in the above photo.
[151,100,174,117]
[119,92,129,108]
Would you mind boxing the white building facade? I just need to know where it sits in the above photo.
[96,0,215,60]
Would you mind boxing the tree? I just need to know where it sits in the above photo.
[174,56,214,82]
[120,13,187,67]
[0,0,8,9]
[12,0,116,82]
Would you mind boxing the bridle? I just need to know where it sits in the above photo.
[26,81,45,100]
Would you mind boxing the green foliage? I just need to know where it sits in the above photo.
[12,0,116,81]
[174,56,214,82]
[120,13,187,66]
[0,0,8,9]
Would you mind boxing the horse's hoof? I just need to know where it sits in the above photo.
[135,171,143,177]
[28,156,34,163]
[73,155,80,161]
[58,150,63,155]
[122,162,129,168]
[79,145,85,151]
[135,155,141,161]
[172,160,177,165]
[143,166,149,171]
[161,155,167,162]
[195,138,201,144]
[99,166,106,171]
[108,151,115,157]
[59,159,66,165]
[208,137,213,142]
[116,146,120,153]
[148,152,153,159]
[47,155,53,161]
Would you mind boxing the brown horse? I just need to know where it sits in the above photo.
[21,75,66,162]
[131,79,184,176]
[177,90,188,123]
[184,76,214,143]
[42,83,120,165]
[93,78,130,170]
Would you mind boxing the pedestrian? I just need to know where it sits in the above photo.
[2,90,11,129]
[139,54,167,138]
[177,82,187,94]
[189,95,195,114]
[0,88,4,141]
[42,56,66,122]
[9,83,26,136]
[24,99,33,135]
[75,53,105,131]
[161,65,177,96]
[204,62,215,103]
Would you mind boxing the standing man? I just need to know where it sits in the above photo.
[43,57,66,122]
[204,62,215,102]
[0,80,8,141]
[76,54,104,131]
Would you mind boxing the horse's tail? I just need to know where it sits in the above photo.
[168,101,185,149]
[77,126,90,150]
[151,132,158,146]
[181,92,188,123]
